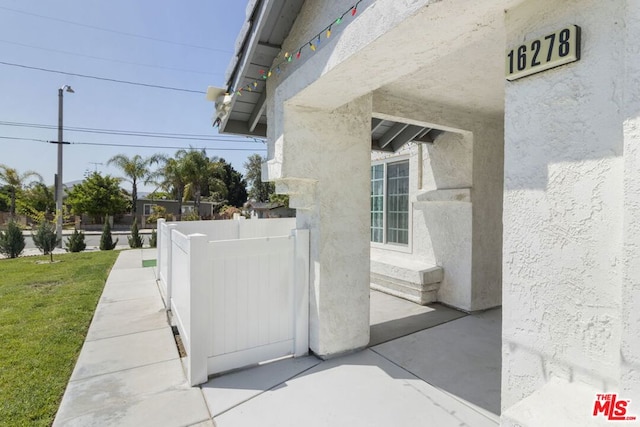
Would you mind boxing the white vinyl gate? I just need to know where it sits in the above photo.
[157,219,309,385]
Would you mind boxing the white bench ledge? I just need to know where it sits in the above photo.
[370,252,443,305]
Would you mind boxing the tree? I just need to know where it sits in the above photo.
[154,157,186,219]
[149,229,157,248]
[0,188,10,212]
[107,154,163,215]
[244,154,274,202]
[32,221,59,262]
[0,164,43,216]
[219,158,247,207]
[99,220,118,250]
[204,157,228,203]
[65,228,86,252]
[18,182,55,220]
[128,218,144,248]
[65,173,128,223]
[177,148,210,213]
[0,221,25,258]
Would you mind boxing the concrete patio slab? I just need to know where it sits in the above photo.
[55,359,188,422]
[373,308,502,418]
[70,328,178,381]
[55,388,210,427]
[86,296,167,341]
[201,356,321,417]
[214,349,498,427]
[56,249,502,427]
[369,290,467,346]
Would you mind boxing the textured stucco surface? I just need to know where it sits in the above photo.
[372,94,503,311]
[283,97,372,357]
[243,0,640,420]
[502,0,626,412]
[622,0,640,405]
[262,0,509,354]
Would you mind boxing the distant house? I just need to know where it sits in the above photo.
[245,201,295,219]
[136,197,216,219]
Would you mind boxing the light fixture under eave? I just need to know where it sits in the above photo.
[206,86,232,127]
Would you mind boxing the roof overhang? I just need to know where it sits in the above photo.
[219,0,305,138]
[218,0,444,153]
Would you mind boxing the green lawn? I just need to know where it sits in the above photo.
[0,251,119,427]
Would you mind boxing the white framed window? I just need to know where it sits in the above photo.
[371,159,410,246]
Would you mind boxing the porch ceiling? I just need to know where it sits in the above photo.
[371,118,442,152]
[376,22,506,117]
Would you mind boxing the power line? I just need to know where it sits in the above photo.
[0,39,220,76]
[0,5,233,53]
[0,121,239,138]
[0,121,265,143]
[71,141,266,151]
[0,135,265,152]
[0,61,206,94]
[0,136,48,142]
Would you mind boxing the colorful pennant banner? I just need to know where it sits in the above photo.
[232,0,363,96]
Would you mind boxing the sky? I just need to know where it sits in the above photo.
[0,0,264,192]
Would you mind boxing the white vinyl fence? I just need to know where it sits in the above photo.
[156,218,309,385]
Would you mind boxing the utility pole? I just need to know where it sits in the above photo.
[89,162,103,172]
[54,85,74,247]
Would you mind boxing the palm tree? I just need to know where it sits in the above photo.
[106,154,163,215]
[153,156,186,219]
[176,149,211,213]
[0,164,43,217]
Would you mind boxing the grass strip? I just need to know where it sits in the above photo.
[0,250,119,426]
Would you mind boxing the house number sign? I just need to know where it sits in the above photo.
[506,25,581,81]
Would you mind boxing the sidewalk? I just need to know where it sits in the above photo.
[54,249,500,427]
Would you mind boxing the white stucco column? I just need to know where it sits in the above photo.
[277,95,372,358]
[502,0,627,424]
[621,0,640,405]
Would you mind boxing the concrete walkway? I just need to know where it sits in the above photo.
[54,249,501,427]
[54,249,213,427]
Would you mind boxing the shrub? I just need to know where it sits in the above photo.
[0,221,25,259]
[65,228,86,253]
[182,211,200,221]
[219,205,241,220]
[128,218,144,248]
[32,221,60,262]
[149,228,157,248]
[147,205,166,224]
[99,220,118,251]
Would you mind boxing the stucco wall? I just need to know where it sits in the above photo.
[283,97,372,357]
[471,118,504,310]
[371,93,503,311]
[622,0,640,405]
[503,0,625,411]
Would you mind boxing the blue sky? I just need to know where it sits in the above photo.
[0,0,263,191]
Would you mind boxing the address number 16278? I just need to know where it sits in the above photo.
[506,25,581,81]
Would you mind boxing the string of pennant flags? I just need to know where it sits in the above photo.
[233,0,363,96]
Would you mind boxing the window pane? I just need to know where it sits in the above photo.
[386,161,409,245]
[370,164,385,243]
